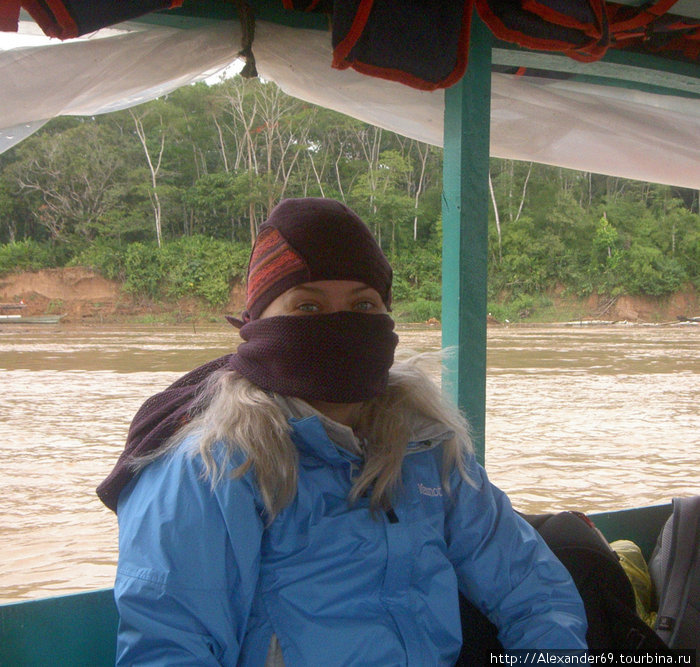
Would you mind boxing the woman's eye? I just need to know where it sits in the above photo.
[296,302,320,313]
[354,300,377,312]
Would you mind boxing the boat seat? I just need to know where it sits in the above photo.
[0,588,118,666]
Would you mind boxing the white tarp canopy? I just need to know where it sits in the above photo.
[1,17,699,188]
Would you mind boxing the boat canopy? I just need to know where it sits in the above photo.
[1,1,699,188]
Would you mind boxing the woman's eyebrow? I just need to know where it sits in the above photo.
[288,285,325,295]
[288,284,374,296]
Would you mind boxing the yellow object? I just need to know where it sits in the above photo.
[611,539,657,628]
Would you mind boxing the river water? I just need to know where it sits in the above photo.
[0,323,698,603]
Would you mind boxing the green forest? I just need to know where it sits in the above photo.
[1,75,698,322]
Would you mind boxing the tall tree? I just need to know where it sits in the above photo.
[130,105,170,247]
[11,120,122,243]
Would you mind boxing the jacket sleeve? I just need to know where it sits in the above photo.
[444,455,588,650]
[114,443,265,666]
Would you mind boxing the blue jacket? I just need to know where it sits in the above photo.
[115,415,587,665]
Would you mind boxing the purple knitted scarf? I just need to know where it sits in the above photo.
[230,311,397,403]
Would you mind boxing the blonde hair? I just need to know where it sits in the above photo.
[149,355,473,519]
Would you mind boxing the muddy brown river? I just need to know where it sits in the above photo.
[0,323,698,603]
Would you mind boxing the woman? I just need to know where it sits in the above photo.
[100,198,587,665]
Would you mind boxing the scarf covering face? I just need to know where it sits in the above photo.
[229,311,398,403]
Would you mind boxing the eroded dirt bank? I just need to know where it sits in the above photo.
[0,267,697,324]
[0,267,245,323]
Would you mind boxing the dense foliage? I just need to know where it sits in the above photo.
[0,76,697,319]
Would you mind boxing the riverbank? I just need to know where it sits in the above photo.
[1,267,698,325]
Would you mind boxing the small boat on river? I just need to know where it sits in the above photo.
[0,314,64,324]
[0,304,63,324]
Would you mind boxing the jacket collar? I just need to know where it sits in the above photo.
[289,416,362,466]
[276,394,363,455]
[287,410,455,467]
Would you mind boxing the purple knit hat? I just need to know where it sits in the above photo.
[239,198,392,322]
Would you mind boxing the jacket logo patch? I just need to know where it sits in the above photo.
[417,483,442,497]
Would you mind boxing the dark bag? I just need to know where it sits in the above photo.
[649,496,700,654]
[527,511,671,653]
[456,510,671,663]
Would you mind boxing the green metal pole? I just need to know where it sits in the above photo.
[441,13,492,466]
